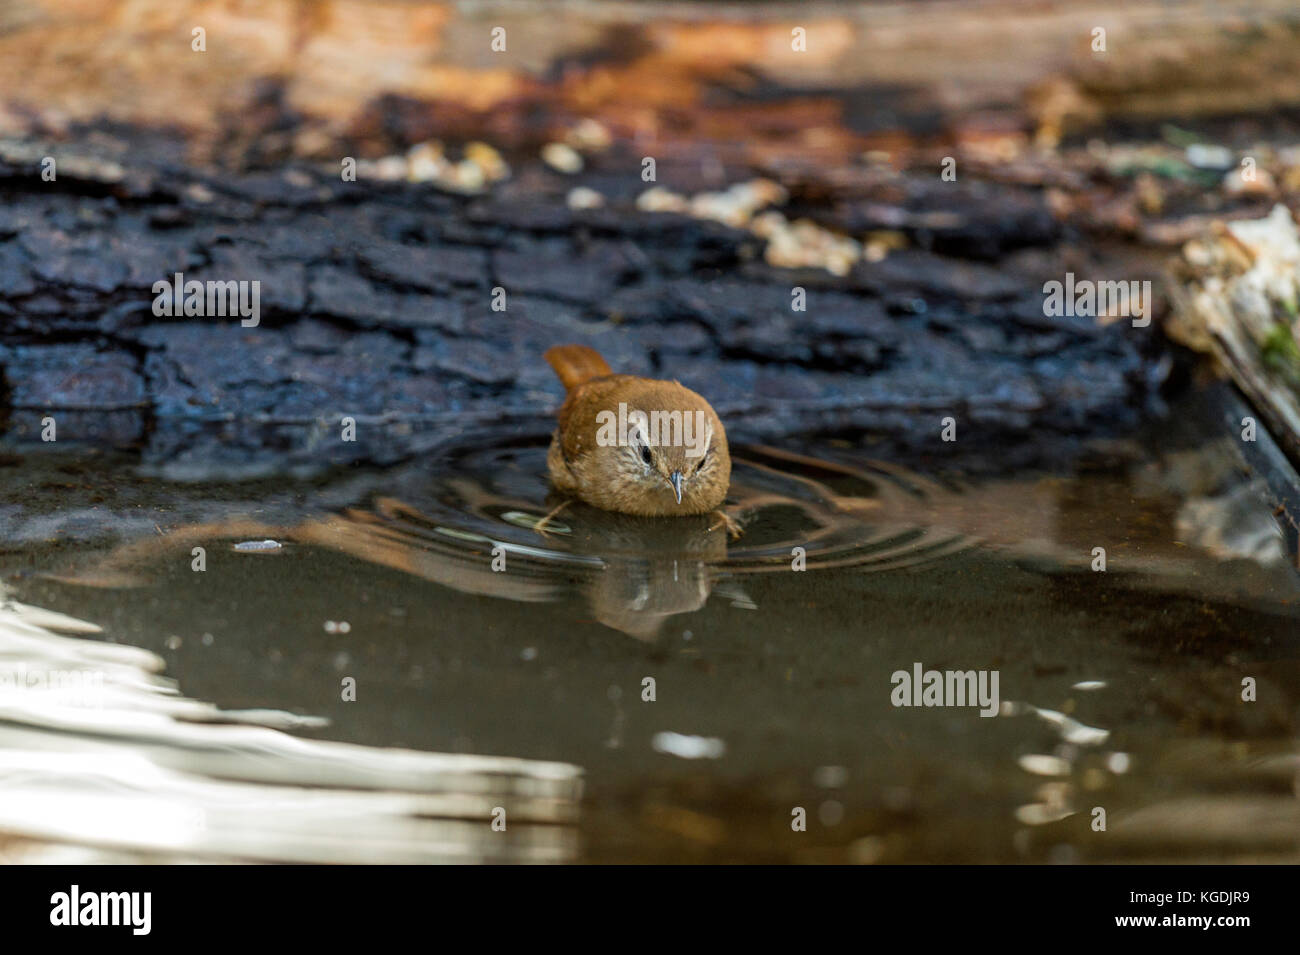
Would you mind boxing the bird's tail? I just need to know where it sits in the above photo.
[544,344,613,392]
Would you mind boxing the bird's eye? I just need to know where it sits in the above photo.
[639,444,653,467]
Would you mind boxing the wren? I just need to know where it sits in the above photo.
[543,344,733,522]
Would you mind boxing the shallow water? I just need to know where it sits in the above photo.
[2,396,1299,863]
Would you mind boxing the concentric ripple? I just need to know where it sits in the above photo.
[346,434,975,577]
[257,433,978,639]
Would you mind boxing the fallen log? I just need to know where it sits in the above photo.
[0,130,1157,480]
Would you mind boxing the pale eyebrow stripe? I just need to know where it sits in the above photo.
[628,411,651,446]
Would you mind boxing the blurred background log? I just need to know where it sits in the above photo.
[2,0,1300,163]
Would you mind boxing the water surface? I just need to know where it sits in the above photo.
[2,401,1298,863]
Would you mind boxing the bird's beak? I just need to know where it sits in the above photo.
[669,471,683,504]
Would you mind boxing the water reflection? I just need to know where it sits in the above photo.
[41,436,1293,641]
[1005,672,1300,862]
[3,429,1298,863]
[39,440,979,639]
[0,586,582,863]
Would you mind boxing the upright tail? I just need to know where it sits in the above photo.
[544,344,613,393]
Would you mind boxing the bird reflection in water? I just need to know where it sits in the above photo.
[294,492,737,642]
[41,438,1291,641]
[48,443,967,640]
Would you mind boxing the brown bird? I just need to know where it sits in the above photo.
[542,344,735,531]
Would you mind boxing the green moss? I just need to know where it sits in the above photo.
[1261,322,1300,386]
[1115,157,1202,182]
[1160,124,1201,148]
